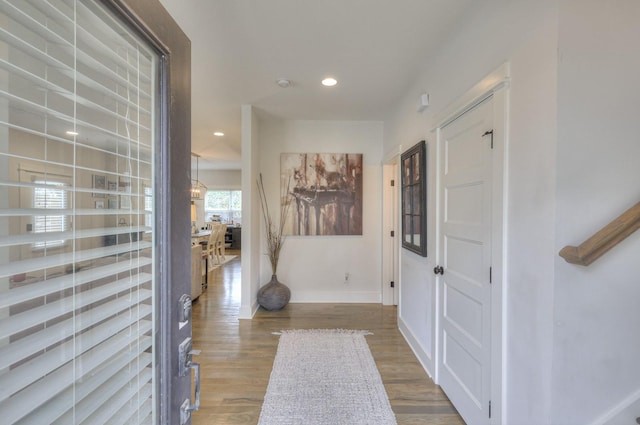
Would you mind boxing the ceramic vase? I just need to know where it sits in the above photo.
[257,274,291,311]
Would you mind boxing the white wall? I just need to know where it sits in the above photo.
[199,169,241,190]
[504,15,558,423]
[552,1,640,423]
[384,1,559,423]
[258,117,384,302]
[239,105,262,318]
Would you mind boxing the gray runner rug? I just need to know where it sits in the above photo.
[258,329,397,425]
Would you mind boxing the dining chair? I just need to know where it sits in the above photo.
[215,224,228,262]
[203,224,221,267]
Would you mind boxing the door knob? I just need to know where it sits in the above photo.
[433,265,444,275]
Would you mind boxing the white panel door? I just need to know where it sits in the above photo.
[437,97,493,424]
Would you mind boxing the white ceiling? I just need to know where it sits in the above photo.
[158,0,478,170]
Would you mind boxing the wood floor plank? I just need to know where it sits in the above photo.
[191,253,464,425]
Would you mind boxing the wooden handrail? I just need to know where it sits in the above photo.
[559,201,640,266]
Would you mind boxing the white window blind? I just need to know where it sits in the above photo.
[0,1,157,424]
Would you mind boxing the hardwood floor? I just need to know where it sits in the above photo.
[191,253,464,425]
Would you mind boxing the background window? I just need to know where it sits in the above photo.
[205,190,242,224]
[33,181,69,249]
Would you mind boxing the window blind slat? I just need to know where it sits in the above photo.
[0,9,153,99]
[139,411,153,425]
[0,121,153,163]
[0,288,152,368]
[10,0,74,28]
[0,226,150,247]
[0,318,153,405]
[0,279,152,341]
[0,177,151,199]
[5,100,151,150]
[0,334,152,424]
[73,363,152,425]
[2,88,151,145]
[0,26,72,76]
[0,259,152,310]
[75,41,152,99]
[109,383,154,425]
[0,118,151,162]
[114,399,154,425]
[16,352,152,425]
[0,56,152,116]
[0,241,152,278]
[75,0,154,80]
[0,1,73,47]
[74,376,152,425]
[0,208,150,217]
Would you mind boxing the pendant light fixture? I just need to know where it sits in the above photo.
[191,152,207,200]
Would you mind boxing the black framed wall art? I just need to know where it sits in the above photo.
[401,140,427,256]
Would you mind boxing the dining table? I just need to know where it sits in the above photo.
[191,229,211,245]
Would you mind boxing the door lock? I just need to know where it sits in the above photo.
[178,294,192,324]
[433,265,444,275]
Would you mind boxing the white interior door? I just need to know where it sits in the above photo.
[437,97,494,424]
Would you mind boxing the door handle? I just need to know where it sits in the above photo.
[179,349,201,424]
[186,357,201,412]
[433,265,444,275]
[179,338,202,424]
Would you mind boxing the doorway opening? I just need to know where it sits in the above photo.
[382,159,399,306]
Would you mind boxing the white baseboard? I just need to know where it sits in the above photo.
[238,300,259,319]
[590,387,640,425]
[398,316,434,380]
[290,290,381,303]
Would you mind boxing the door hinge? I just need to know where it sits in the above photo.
[390,230,395,237]
[390,179,395,187]
[482,129,494,149]
[390,281,395,288]
[489,267,492,284]
[489,400,492,418]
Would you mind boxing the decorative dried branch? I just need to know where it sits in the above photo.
[257,174,293,275]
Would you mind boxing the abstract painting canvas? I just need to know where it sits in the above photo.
[281,153,363,236]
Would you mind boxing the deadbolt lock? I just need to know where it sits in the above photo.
[178,294,192,323]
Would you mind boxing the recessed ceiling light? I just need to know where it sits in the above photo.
[276,78,291,88]
[66,130,78,136]
[213,132,224,137]
[322,77,337,87]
